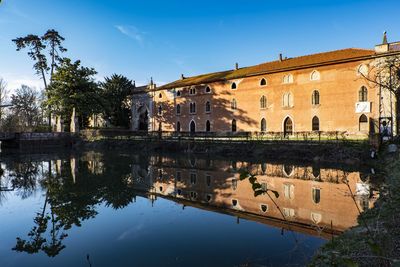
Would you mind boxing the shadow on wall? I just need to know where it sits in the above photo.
[151,81,258,133]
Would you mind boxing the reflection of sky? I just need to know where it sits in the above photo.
[0,190,324,267]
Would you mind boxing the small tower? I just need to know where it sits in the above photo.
[375,31,390,53]
[382,31,388,44]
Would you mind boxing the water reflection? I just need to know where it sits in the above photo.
[145,156,378,238]
[0,151,379,262]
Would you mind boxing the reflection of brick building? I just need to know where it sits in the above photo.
[131,156,377,238]
[132,36,400,136]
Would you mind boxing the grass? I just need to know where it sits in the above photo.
[309,144,400,267]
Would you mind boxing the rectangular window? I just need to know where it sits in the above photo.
[189,103,196,114]
[206,175,211,186]
[190,173,197,184]
[176,171,181,182]
[284,184,294,199]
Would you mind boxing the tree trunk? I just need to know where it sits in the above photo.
[396,92,400,136]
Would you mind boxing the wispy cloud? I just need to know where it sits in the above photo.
[117,223,144,241]
[115,25,146,45]
[0,1,37,24]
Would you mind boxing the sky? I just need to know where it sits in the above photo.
[0,0,399,95]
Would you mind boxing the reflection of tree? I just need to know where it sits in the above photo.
[13,168,69,257]
[13,210,68,257]
[9,161,41,199]
[11,153,138,257]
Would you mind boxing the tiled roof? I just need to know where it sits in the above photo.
[159,48,375,89]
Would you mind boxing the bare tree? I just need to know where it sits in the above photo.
[361,55,400,135]
[0,78,10,121]
[10,85,40,128]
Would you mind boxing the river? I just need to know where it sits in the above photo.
[0,150,378,267]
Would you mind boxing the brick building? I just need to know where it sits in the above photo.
[131,36,400,137]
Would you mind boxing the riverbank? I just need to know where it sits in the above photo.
[76,137,371,165]
[310,144,400,266]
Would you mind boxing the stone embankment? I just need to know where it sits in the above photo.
[77,137,371,165]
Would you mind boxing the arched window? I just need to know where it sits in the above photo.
[283,165,294,177]
[158,122,162,131]
[158,105,162,115]
[261,163,267,174]
[312,166,320,179]
[176,104,181,114]
[231,119,237,132]
[189,87,196,95]
[310,70,320,81]
[176,121,181,132]
[283,92,293,107]
[159,93,163,98]
[359,114,368,132]
[189,102,196,114]
[205,86,211,93]
[283,74,293,84]
[260,78,267,86]
[260,118,266,132]
[190,157,196,167]
[312,90,320,105]
[260,95,267,109]
[176,90,181,97]
[231,82,237,90]
[284,117,293,136]
[284,184,294,199]
[205,101,211,113]
[206,120,211,132]
[232,199,238,206]
[312,187,321,204]
[260,204,268,213]
[231,99,237,110]
[231,179,238,190]
[359,86,368,102]
[190,120,196,133]
[312,116,320,131]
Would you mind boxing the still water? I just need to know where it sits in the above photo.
[0,151,377,267]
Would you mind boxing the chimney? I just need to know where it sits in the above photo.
[279,53,283,61]
[235,63,239,70]
[181,74,185,80]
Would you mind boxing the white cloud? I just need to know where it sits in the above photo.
[115,25,145,45]
[0,73,44,95]
[8,78,43,92]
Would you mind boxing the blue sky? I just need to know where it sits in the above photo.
[0,0,399,92]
